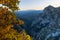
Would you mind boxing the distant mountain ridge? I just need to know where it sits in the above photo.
[15,5,60,40]
[15,10,43,27]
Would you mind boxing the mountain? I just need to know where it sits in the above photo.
[30,6,60,40]
[15,10,43,27]
[15,6,60,40]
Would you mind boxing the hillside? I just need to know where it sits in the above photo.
[15,5,60,40]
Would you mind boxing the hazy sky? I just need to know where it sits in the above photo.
[20,0,60,10]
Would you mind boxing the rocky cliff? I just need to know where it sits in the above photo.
[31,5,60,40]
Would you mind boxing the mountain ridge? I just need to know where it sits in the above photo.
[15,5,60,40]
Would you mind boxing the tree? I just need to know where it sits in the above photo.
[0,0,19,11]
[0,0,32,40]
[0,29,32,40]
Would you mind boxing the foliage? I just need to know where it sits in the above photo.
[0,0,19,11]
[0,29,32,40]
[0,0,32,40]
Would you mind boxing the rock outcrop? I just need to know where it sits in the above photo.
[31,5,60,40]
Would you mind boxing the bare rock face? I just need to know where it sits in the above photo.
[31,5,60,40]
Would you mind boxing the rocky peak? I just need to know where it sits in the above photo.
[44,5,55,11]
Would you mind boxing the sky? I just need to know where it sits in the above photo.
[19,0,60,10]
